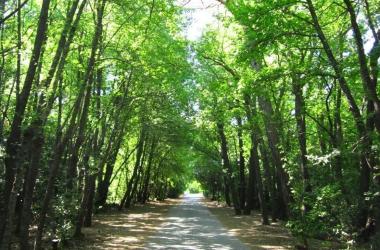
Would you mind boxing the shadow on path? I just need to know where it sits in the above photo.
[145,193,249,250]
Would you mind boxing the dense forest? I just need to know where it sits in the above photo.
[0,0,379,249]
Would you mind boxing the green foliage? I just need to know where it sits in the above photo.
[0,0,380,248]
[187,180,203,194]
[288,184,351,240]
[167,178,187,199]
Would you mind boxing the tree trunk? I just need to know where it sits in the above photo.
[66,0,103,191]
[96,138,122,207]
[243,95,269,224]
[83,175,96,227]
[258,96,290,219]
[217,122,240,214]
[236,116,246,213]
[142,139,158,204]
[250,131,269,225]
[2,0,50,201]
[34,1,104,247]
[223,176,231,207]
[129,138,149,206]
[343,0,380,133]
[119,127,146,210]
[0,0,51,247]
[17,2,84,247]
[74,170,96,237]
[333,87,344,182]
[306,0,372,228]
[292,81,312,195]
[259,142,277,222]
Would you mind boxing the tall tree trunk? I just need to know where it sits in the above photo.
[223,176,231,206]
[66,0,104,191]
[83,175,96,227]
[2,0,50,202]
[95,136,122,207]
[129,138,149,206]
[243,96,257,214]
[17,2,84,247]
[292,79,311,247]
[119,127,146,210]
[333,87,344,183]
[306,0,371,228]
[243,95,269,224]
[236,116,246,213]
[216,122,240,214]
[259,142,277,222]
[258,97,290,219]
[0,1,51,247]
[292,81,312,195]
[74,164,96,237]
[34,1,104,247]
[95,72,133,207]
[82,54,105,229]
[141,138,158,204]
[249,131,269,225]
[0,0,7,102]
[343,0,380,133]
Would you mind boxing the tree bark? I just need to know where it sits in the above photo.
[34,0,104,247]
[306,0,371,228]
[216,122,240,214]
[74,169,96,237]
[236,116,246,213]
[119,127,146,210]
[0,0,51,247]
[66,0,104,189]
[258,96,290,219]
[259,142,277,222]
[17,2,84,247]
[292,81,312,195]
[343,0,380,133]
[141,138,158,204]
[243,95,269,224]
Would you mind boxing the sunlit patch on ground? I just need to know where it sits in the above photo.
[145,193,249,249]
[67,199,181,249]
[203,200,296,250]
[204,200,344,249]
[67,195,326,250]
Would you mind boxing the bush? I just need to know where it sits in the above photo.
[287,184,351,242]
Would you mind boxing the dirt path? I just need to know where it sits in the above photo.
[68,200,180,249]
[204,200,295,249]
[144,193,249,249]
[68,195,296,249]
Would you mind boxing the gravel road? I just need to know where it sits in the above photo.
[145,193,250,250]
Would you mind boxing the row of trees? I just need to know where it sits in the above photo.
[0,0,195,248]
[1,0,379,248]
[192,0,379,247]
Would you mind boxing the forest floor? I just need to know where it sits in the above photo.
[204,200,347,250]
[66,199,181,249]
[204,200,295,249]
[144,193,249,249]
[66,194,342,249]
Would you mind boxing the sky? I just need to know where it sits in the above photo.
[177,0,224,41]
[176,1,376,55]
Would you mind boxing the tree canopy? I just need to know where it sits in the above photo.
[0,0,379,248]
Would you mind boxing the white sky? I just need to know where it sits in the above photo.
[177,0,223,41]
[177,1,376,56]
